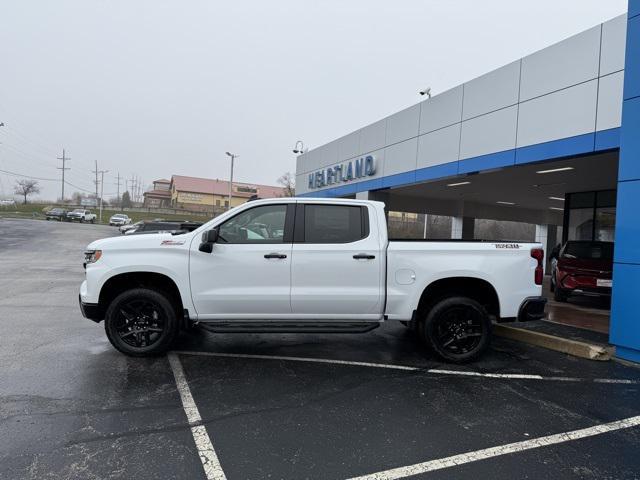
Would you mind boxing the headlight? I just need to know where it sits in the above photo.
[84,249,102,264]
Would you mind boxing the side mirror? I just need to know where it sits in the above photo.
[198,227,219,253]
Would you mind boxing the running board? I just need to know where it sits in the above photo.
[198,321,381,334]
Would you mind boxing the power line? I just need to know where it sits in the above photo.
[64,180,95,194]
[0,168,58,181]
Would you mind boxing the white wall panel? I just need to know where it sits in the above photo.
[600,14,627,76]
[297,148,321,174]
[386,104,420,145]
[597,71,624,131]
[417,123,461,169]
[517,80,598,147]
[383,138,418,176]
[336,131,361,162]
[321,140,339,167]
[462,61,521,120]
[419,85,463,134]
[520,26,601,101]
[296,173,308,195]
[359,119,387,154]
[460,106,518,159]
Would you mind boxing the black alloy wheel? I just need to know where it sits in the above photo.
[105,288,179,356]
[115,298,165,348]
[422,296,491,363]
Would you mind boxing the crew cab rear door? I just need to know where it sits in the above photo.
[290,203,384,319]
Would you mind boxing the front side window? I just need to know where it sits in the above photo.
[304,205,366,243]
[218,204,287,244]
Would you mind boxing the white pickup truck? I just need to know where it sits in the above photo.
[79,198,546,363]
[67,209,97,223]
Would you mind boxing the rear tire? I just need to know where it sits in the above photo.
[421,296,492,364]
[104,288,180,357]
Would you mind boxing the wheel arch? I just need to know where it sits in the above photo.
[98,272,186,324]
[416,276,500,320]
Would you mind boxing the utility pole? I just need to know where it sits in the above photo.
[57,149,70,203]
[97,169,109,223]
[129,175,136,204]
[92,160,100,204]
[114,172,122,208]
[225,152,238,211]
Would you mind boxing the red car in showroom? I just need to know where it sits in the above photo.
[550,240,614,302]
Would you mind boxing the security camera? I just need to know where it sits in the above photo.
[419,87,431,98]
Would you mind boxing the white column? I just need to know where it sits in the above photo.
[535,224,549,273]
[355,191,370,200]
[451,216,463,239]
[451,216,474,239]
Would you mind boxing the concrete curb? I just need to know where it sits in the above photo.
[494,324,615,361]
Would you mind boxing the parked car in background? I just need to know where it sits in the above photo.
[45,208,68,221]
[0,199,17,207]
[550,240,614,302]
[124,220,203,235]
[119,221,142,234]
[67,209,97,223]
[109,213,131,226]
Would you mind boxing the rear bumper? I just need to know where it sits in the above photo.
[517,296,547,322]
[79,294,103,323]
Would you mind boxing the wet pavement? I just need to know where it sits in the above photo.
[1,218,639,479]
[542,277,611,335]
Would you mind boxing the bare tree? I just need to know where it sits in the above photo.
[277,172,295,197]
[14,179,40,204]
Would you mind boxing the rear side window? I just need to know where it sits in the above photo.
[304,205,367,243]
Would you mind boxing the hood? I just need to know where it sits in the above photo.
[86,231,194,251]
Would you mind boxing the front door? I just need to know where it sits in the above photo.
[189,203,294,318]
[290,203,384,319]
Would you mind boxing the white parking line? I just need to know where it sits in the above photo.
[347,415,640,480]
[168,352,227,480]
[173,350,420,371]
[172,350,640,384]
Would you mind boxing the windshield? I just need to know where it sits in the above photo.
[71,209,84,213]
[562,241,614,260]
[113,214,126,218]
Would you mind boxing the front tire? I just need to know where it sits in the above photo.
[421,296,492,364]
[104,288,180,356]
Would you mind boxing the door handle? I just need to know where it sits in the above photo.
[353,253,375,260]
[264,253,287,259]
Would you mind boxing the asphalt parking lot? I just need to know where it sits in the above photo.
[1,218,639,479]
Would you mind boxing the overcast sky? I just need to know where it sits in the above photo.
[0,0,628,201]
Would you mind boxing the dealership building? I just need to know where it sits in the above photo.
[295,5,640,362]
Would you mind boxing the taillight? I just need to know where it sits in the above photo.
[531,248,544,285]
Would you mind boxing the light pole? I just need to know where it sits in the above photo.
[292,140,305,154]
[225,151,238,211]
[98,169,109,223]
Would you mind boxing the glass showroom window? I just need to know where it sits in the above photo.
[564,190,616,242]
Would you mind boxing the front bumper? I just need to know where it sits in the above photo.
[79,294,103,323]
[517,296,547,322]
